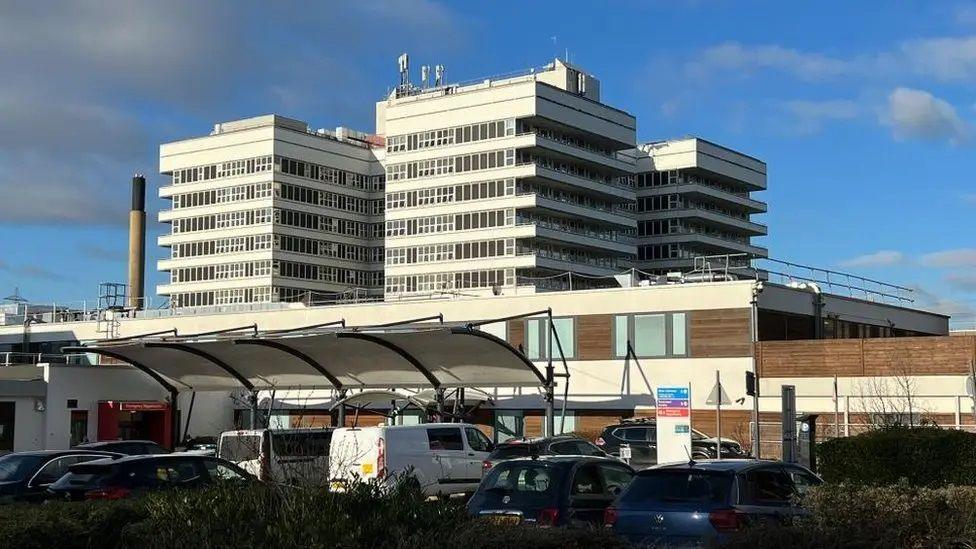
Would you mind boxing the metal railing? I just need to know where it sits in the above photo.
[692,253,915,304]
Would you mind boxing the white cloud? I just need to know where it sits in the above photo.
[781,99,862,134]
[901,36,976,82]
[946,274,976,292]
[838,250,906,268]
[920,248,976,267]
[685,42,850,81]
[882,87,969,143]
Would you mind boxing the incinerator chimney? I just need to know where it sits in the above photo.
[127,174,146,310]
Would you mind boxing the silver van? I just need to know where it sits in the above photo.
[217,428,333,486]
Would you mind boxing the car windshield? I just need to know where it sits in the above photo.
[219,435,262,462]
[621,470,733,505]
[0,454,45,482]
[479,462,563,506]
[489,444,533,459]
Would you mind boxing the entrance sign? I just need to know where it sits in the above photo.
[656,386,692,463]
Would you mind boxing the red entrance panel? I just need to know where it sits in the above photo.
[97,401,172,448]
[97,402,120,441]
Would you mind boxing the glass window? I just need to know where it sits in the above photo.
[634,314,666,357]
[550,317,575,359]
[745,468,794,504]
[525,319,541,359]
[672,313,687,356]
[204,459,245,480]
[465,427,492,452]
[614,315,629,357]
[494,411,524,443]
[427,427,464,451]
[620,470,733,505]
[600,464,635,494]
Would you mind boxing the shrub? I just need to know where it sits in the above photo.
[818,426,976,486]
[726,483,976,549]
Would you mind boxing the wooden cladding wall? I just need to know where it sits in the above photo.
[506,320,524,351]
[688,308,753,358]
[758,336,976,377]
[577,314,613,360]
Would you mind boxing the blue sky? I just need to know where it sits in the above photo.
[0,1,973,326]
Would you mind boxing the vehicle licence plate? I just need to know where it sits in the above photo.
[485,514,521,526]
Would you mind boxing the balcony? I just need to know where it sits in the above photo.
[638,208,767,236]
[637,182,766,213]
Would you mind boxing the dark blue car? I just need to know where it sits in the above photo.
[606,459,822,546]
[467,456,635,527]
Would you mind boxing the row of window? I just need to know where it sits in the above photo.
[171,156,273,185]
[385,238,515,266]
[636,170,679,188]
[280,182,383,215]
[638,219,681,237]
[278,260,383,287]
[278,209,383,239]
[171,208,273,233]
[518,182,620,215]
[279,235,383,263]
[170,286,275,308]
[518,243,619,269]
[516,212,619,242]
[384,268,515,294]
[386,119,516,153]
[385,209,514,237]
[385,178,515,210]
[172,182,274,209]
[277,156,384,193]
[171,234,273,258]
[170,260,274,283]
[519,312,688,360]
[520,152,630,188]
[386,149,516,182]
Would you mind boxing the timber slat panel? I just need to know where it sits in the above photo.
[689,308,753,358]
[577,314,612,360]
[863,336,976,376]
[506,320,524,352]
[758,339,864,377]
[757,336,976,377]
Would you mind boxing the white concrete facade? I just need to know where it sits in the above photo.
[633,138,768,274]
[158,115,385,308]
[379,59,638,297]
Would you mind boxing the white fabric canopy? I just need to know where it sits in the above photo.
[69,326,545,392]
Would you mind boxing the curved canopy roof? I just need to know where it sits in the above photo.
[65,325,545,393]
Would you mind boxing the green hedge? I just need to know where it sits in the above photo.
[726,483,976,549]
[818,427,976,486]
[0,480,626,549]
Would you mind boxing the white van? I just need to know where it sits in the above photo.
[217,428,333,485]
[329,423,494,496]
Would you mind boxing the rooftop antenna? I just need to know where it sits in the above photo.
[421,65,430,89]
[434,64,445,86]
[397,53,410,92]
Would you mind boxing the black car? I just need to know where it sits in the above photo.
[73,440,171,455]
[0,450,121,503]
[48,454,252,501]
[595,419,747,468]
[467,456,635,527]
[485,435,609,471]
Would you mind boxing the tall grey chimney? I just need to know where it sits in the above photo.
[127,175,146,310]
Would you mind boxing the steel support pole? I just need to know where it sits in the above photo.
[751,285,762,458]
[249,391,259,429]
[169,389,180,451]
[545,313,555,437]
[336,390,347,428]
[716,370,722,460]
[435,388,446,422]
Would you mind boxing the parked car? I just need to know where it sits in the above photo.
[0,450,121,503]
[74,440,171,455]
[468,456,635,527]
[595,419,747,467]
[218,428,333,484]
[47,454,251,501]
[484,435,609,472]
[329,423,494,496]
[178,436,218,456]
[606,459,822,545]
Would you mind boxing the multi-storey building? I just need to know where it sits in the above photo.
[157,59,769,308]
[157,115,385,307]
[633,138,768,275]
[378,59,638,297]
